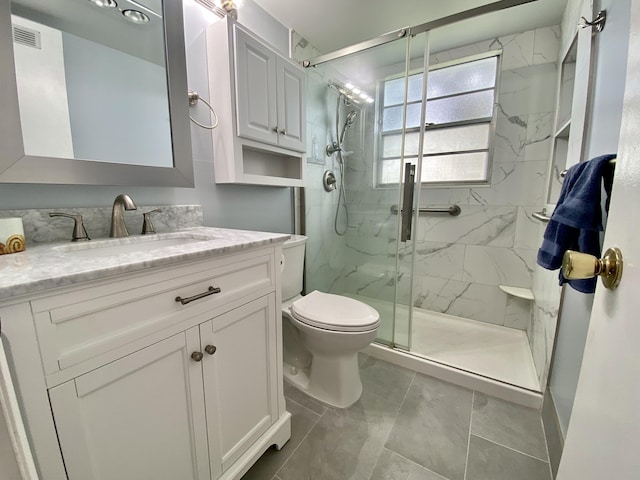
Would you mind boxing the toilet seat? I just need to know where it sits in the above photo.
[290,290,380,332]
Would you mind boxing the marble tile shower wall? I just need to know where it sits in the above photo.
[300,43,356,295]
[341,26,561,329]
[0,206,203,244]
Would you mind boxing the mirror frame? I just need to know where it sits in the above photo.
[0,0,194,187]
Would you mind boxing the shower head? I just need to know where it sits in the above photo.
[345,110,358,126]
[339,110,358,144]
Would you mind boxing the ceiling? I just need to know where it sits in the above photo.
[252,0,568,56]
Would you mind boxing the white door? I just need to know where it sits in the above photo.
[49,330,210,480]
[557,1,640,477]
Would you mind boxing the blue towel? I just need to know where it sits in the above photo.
[537,154,616,293]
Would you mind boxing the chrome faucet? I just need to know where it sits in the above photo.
[110,194,137,238]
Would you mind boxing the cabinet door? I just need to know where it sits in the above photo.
[234,27,279,145]
[49,330,211,480]
[276,57,306,152]
[201,294,278,475]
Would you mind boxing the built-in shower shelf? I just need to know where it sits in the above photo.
[499,285,534,301]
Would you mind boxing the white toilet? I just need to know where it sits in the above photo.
[281,234,380,408]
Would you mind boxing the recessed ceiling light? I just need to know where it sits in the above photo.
[122,9,150,24]
[88,0,117,7]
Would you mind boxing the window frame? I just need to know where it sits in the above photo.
[375,49,502,188]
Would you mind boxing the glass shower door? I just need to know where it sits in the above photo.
[389,30,430,351]
[303,34,416,348]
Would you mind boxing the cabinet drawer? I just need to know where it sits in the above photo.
[34,249,276,373]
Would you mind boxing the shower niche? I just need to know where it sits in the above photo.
[547,1,595,204]
[206,16,306,187]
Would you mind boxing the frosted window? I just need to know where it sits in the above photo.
[379,158,402,184]
[383,132,420,157]
[427,57,497,98]
[377,52,499,186]
[426,90,494,125]
[384,75,424,105]
[420,153,489,183]
[423,124,490,154]
[382,103,422,131]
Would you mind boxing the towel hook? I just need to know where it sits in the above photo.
[578,10,606,33]
[188,90,219,129]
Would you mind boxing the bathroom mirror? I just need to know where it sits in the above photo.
[0,0,194,186]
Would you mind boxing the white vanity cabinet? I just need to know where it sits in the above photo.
[48,329,212,480]
[0,241,290,480]
[206,16,306,187]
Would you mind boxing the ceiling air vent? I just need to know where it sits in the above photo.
[12,25,41,49]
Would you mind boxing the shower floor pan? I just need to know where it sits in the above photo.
[349,295,540,393]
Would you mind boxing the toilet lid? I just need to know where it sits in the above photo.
[290,291,380,332]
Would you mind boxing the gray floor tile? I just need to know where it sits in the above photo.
[277,390,400,480]
[472,392,548,460]
[359,353,416,407]
[370,448,450,480]
[284,380,328,416]
[385,374,473,480]
[241,399,321,480]
[466,435,552,480]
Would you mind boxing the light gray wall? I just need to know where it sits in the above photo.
[0,0,294,235]
[549,0,630,438]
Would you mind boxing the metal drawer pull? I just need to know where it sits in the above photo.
[191,351,204,362]
[204,345,217,355]
[175,286,221,305]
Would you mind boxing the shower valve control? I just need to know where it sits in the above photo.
[323,170,337,192]
[326,142,341,156]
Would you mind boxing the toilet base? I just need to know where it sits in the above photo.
[283,351,363,408]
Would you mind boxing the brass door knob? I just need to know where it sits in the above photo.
[562,247,623,290]
[204,345,217,355]
[191,351,204,362]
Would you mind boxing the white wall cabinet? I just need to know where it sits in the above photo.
[235,29,305,152]
[207,17,306,187]
[0,246,290,480]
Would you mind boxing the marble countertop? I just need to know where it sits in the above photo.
[0,227,289,301]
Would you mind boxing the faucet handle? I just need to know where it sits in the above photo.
[49,212,91,242]
[141,209,161,235]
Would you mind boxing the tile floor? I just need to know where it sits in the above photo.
[242,353,553,480]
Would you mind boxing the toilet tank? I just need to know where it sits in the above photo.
[281,234,307,302]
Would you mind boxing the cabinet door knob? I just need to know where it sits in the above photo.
[204,345,217,355]
[272,126,279,133]
[191,351,204,362]
[279,129,286,135]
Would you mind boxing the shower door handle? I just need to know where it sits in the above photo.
[400,163,416,242]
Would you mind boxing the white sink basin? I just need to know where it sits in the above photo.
[53,233,213,258]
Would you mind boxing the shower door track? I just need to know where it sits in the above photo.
[302,0,537,68]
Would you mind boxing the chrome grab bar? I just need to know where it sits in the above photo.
[531,208,551,223]
[391,204,461,216]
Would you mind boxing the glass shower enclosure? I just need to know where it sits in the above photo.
[302,2,560,394]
